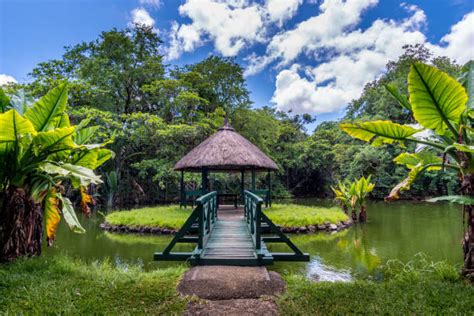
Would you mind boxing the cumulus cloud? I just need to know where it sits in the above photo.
[167,0,265,60]
[271,3,428,114]
[266,0,302,27]
[164,0,473,116]
[0,74,17,86]
[130,7,156,28]
[430,12,474,64]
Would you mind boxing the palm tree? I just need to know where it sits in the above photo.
[0,84,113,261]
[341,61,474,277]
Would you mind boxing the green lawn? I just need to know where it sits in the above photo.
[1,255,472,315]
[0,256,188,315]
[106,205,188,229]
[265,204,348,228]
[278,270,474,315]
[105,204,348,230]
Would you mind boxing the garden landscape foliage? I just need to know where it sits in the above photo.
[4,26,466,210]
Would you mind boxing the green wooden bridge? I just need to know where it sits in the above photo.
[154,190,309,266]
[155,120,309,265]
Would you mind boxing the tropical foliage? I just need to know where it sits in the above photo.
[331,176,375,222]
[341,61,474,277]
[0,84,112,261]
[7,26,467,208]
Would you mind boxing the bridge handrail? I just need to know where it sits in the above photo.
[244,190,262,251]
[196,191,218,249]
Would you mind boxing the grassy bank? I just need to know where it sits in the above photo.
[278,259,474,315]
[105,204,348,230]
[1,255,472,314]
[0,256,188,314]
[265,204,348,228]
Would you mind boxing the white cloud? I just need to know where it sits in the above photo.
[167,0,265,60]
[130,7,156,28]
[139,0,161,8]
[266,0,302,27]
[0,74,17,86]
[271,3,428,114]
[430,12,474,64]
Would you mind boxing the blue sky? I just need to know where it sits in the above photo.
[1,0,473,128]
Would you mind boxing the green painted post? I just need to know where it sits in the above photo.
[268,170,272,207]
[256,200,261,250]
[251,169,256,191]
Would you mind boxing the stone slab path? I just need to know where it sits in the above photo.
[178,266,285,315]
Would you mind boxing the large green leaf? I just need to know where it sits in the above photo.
[385,83,412,111]
[74,126,100,145]
[24,84,68,132]
[427,195,474,205]
[408,62,467,135]
[0,109,36,142]
[40,162,102,188]
[340,120,420,146]
[60,196,86,234]
[393,151,442,170]
[32,127,76,156]
[452,142,474,153]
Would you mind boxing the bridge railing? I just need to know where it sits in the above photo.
[196,191,218,249]
[154,191,217,262]
[244,190,262,251]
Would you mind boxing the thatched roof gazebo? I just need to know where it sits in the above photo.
[175,120,278,207]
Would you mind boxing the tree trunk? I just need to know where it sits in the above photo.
[461,174,474,279]
[359,205,367,223]
[351,209,358,222]
[0,187,43,262]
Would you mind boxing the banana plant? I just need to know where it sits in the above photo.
[0,84,113,262]
[331,181,351,214]
[340,61,474,277]
[353,176,375,222]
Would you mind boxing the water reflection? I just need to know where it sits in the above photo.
[307,257,352,282]
[44,200,464,280]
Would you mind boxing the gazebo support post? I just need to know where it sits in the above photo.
[251,169,256,191]
[180,171,185,208]
[241,170,245,205]
[201,168,209,194]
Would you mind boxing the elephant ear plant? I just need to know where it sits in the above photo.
[0,84,113,262]
[341,61,474,278]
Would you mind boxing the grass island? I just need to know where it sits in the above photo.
[102,203,350,234]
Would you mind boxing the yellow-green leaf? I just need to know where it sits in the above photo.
[340,120,420,146]
[44,189,61,246]
[32,127,76,156]
[409,62,467,135]
[24,83,68,131]
[60,196,85,234]
[0,109,36,142]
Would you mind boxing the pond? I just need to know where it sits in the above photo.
[44,199,464,281]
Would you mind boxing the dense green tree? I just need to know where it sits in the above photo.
[29,24,165,114]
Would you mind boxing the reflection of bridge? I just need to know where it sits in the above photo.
[154,191,309,266]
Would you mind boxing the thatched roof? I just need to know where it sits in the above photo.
[174,121,278,172]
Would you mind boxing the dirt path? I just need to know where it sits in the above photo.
[178,266,285,315]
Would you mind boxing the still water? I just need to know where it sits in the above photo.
[44,200,464,281]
